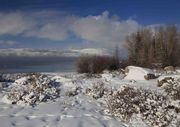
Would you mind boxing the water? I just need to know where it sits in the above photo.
[0,56,77,73]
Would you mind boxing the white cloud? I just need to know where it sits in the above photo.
[72,11,139,48]
[26,23,68,40]
[0,11,140,49]
[25,16,77,41]
[0,12,35,35]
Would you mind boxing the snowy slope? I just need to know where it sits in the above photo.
[69,48,112,56]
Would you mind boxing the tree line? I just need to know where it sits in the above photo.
[125,25,180,67]
[76,25,180,74]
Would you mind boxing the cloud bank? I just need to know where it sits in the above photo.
[0,11,140,49]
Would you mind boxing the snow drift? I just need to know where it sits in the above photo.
[124,66,155,80]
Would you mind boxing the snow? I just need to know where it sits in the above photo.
[0,94,125,127]
[0,70,179,127]
[124,66,154,80]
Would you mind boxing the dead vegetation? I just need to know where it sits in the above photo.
[76,55,120,74]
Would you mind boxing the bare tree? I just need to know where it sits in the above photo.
[125,25,180,67]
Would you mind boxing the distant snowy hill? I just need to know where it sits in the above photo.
[0,49,62,57]
[63,48,112,57]
[0,48,112,57]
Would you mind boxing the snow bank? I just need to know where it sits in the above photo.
[124,66,155,80]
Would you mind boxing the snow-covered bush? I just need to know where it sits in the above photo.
[65,86,82,97]
[158,75,180,100]
[0,74,14,82]
[5,74,61,106]
[107,86,176,127]
[107,86,141,121]
[139,90,174,127]
[85,82,112,99]
[163,80,180,100]
[157,77,174,87]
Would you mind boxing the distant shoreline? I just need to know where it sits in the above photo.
[0,56,76,74]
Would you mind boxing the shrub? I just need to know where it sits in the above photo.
[107,86,141,121]
[85,82,112,99]
[5,74,60,106]
[158,76,180,100]
[0,74,15,82]
[76,55,91,73]
[107,86,176,127]
[65,86,81,97]
[76,55,120,74]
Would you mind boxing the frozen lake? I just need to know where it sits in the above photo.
[0,56,76,73]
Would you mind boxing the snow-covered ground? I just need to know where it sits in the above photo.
[0,66,179,127]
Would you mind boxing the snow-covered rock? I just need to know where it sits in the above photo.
[124,66,155,80]
[164,66,175,73]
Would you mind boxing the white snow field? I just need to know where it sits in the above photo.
[0,66,179,127]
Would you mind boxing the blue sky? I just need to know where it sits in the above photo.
[0,0,179,50]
